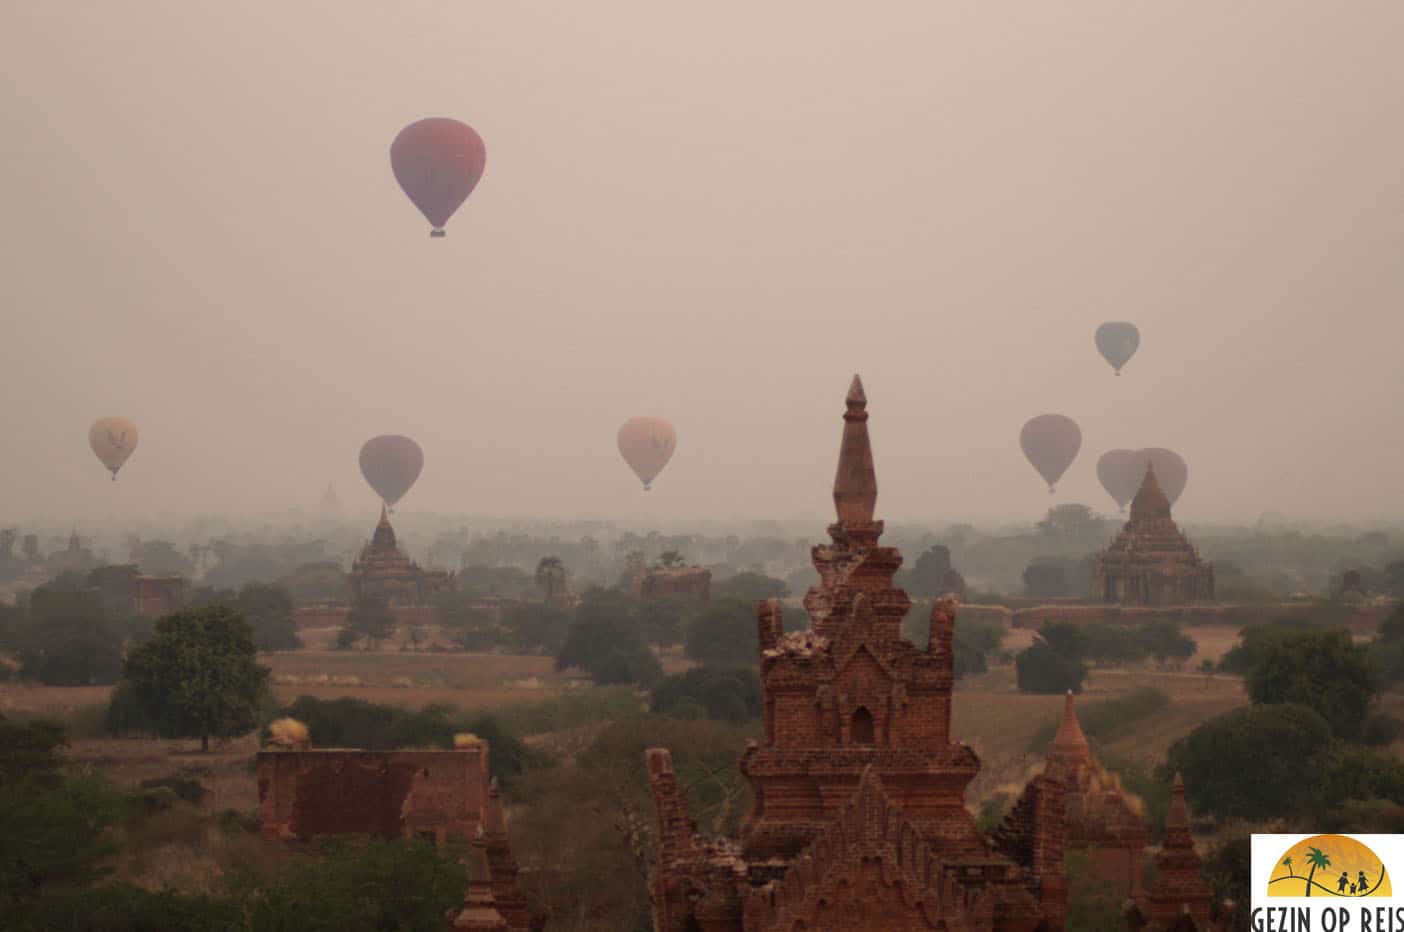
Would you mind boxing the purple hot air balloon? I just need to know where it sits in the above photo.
[1096,449,1142,511]
[390,118,486,237]
[359,435,424,509]
[1020,415,1082,493]
[1096,447,1190,510]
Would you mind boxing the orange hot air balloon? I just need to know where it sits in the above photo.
[359,435,424,508]
[1019,414,1082,493]
[89,417,139,480]
[617,417,676,491]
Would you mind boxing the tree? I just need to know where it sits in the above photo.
[1022,560,1070,598]
[1302,846,1331,897]
[234,582,302,651]
[1141,620,1197,668]
[130,539,195,577]
[683,598,758,669]
[1166,703,1331,821]
[1015,641,1087,694]
[338,595,396,650]
[1245,628,1377,739]
[1036,504,1113,548]
[534,556,567,605]
[651,667,762,722]
[656,550,686,569]
[1039,622,1089,661]
[556,588,659,686]
[637,595,694,648]
[121,606,270,751]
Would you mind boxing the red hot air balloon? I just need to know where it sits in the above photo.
[1020,415,1082,493]
[390,118,486,237]
[359,435,424,509]
[1096,449,1142,511]
[617,417,676,490]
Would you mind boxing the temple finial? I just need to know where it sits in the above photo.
[1130,460,1171,521]
[833,374,877,527]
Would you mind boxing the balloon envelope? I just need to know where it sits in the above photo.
[1020,415,1082,492]
[1096,449,1142,510]
[1096,447,1189,509]
[390,118,486,236]
[617,417,676,490]
[89,417,138,479]
[1095,322,1140,375]
[359,435,424,507]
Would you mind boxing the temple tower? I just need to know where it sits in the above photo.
[1091,465,1214,605]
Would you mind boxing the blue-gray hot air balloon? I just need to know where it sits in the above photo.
[1095,322,1140,375]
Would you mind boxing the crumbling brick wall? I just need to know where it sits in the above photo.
[257,748,489,843]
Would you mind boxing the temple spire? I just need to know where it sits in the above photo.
[1129,461,1171,522]
[1164,771,1191,841]
[833,374,877,528]
[1048,690,1091,773]
[453,839,508,929]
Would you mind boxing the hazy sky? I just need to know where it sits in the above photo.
[2,2,1400,528]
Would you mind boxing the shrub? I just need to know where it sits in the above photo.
[1245,627,1377,739]
[1016,642,1087,694]
[651,667,762,722]
[683,598,758,669]
[1166,703,1332,821]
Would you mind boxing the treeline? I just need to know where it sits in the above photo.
[0,570,302,687]
[1014,619,1199,694]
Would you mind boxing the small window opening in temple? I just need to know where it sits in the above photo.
[851,707,875,745]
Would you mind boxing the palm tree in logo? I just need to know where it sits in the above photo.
[1304,846,1332,896]
[1281,856,1294,878]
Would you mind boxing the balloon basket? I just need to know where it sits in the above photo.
[429,229,445,238]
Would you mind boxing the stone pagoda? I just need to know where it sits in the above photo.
[1035,693,1148,903]
[1091,464,1214,605]
[1127,774,1216,931]
[644,376,1067,932]
[348,506,452,608]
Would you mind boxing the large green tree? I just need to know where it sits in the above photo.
[121,606,270,751]
[1166,703,1332,821]
[683,598,759,669]
[1245,627,1377,739]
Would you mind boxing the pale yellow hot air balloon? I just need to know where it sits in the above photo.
[617,417,676,491]
[89,417,139,480]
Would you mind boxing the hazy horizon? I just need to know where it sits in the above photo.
[3,3,1400,527]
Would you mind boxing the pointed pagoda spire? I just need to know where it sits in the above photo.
[1129,461,1172,522]
[453,839,508,930]
[371,505,397,551]
[833,374,877,529]
[1048,690,1092,773]
[1164,771,1192,842]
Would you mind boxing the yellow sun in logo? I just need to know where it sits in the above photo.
[1268,835,1390,898]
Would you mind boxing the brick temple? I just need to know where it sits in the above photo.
[645,376,1066,931]
[349,506,453,608]
[1091,464,1214,606]
[644,376,1222,932]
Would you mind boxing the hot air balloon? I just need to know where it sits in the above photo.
[390,118,486,237]
[359,435,423,509]
[89,417,138,480]
[1096,447,1189,509]
[1095,322,1140,375]
[617,417,676,491]
[1020,415,1081,493]
[1096,449,1141,511]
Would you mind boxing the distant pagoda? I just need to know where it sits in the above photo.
[348,507,452,607]
[1091,464,1214,605]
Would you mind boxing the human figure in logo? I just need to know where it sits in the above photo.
[1351,884,1358,895]
[1359,871,1370,894]
[1338,873,1350,894]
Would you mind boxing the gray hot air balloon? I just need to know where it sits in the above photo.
[1095,322,1140,375]
[1020,415,1082,493]
[1096,447,1189,509]
[359,435,424,509]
